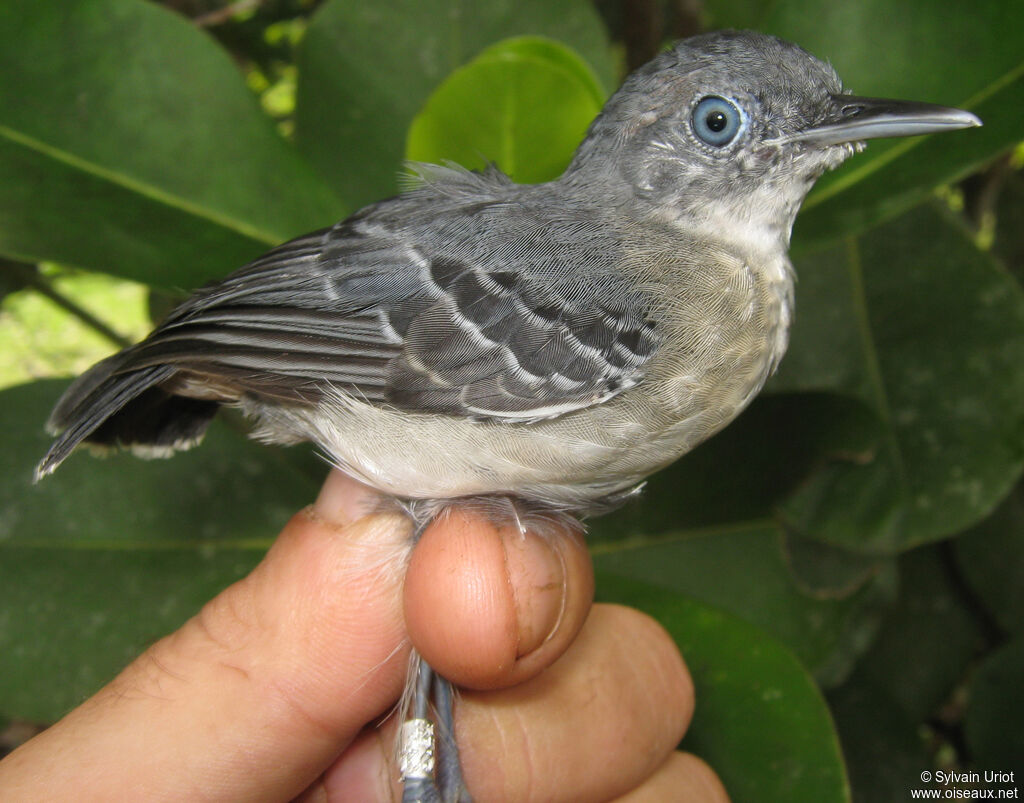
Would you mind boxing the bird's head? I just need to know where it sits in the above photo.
[564,30,979,242]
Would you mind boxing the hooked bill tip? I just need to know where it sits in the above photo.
[961,110,984,128]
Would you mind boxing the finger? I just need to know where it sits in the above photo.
[404,506,594,689]
[611,752,731,802]
[317,604,693,802]
[0,472,412,802]
[458,605,693,801]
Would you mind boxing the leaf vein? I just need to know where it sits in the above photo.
[0,124,280,246]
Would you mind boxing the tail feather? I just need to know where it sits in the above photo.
[36,359,218,481]
[45,352,132,434]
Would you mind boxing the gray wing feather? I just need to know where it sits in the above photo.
[129,178,659,421]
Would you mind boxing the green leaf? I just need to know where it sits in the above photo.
[742,0,1020,108]
[597,573,851,803]
[965,636,1024,774]
[773,205,1024,550]
[294,0,613,206]
[781,533,890,599]
[954,480,1024,634]
[827,546,983,801]
[827,682,929,803]
[0,380,322,720]
[846,547,981,724]
[0,0,344,286]
[592,523,896,687]
[796,69,1024,251]
[993,159,1024,285]
[406,37,605,183]
[595,392,885,535]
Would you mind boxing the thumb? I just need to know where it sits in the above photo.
[404,506,594,690]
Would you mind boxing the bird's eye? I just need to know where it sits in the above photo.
[691,96,743,147]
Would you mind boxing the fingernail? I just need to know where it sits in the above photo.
[503,530,567,657]
[312,469,381,527]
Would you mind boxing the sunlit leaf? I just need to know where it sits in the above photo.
[407,37,605,183]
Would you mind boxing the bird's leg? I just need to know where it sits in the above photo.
[399,504,472,803]
[399,653,440,802]
[399,651,471,802]
[432,669,471,802]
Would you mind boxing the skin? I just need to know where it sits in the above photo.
[0,471,730,802]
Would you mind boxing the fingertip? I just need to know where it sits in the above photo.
[404,508,517,684]
[613,752,732,802]
[313,469,382,527]
[673,753,732,803]
[318,726,398,802]
[604,605,696,742]
[455,604,695,802]
[403,506,593,689]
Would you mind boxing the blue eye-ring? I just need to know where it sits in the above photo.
[691,96,744,147]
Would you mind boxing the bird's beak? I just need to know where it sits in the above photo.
[791,94,981,145]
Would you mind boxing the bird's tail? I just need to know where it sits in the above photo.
[35,353,219,481]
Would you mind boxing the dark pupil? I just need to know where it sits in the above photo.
[706,110,727,132]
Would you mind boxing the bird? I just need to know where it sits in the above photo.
[36,29,980,802]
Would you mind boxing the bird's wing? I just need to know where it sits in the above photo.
[39,184,659,477]
[129,192,660,422]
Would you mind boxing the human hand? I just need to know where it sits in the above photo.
[0,470,728,801]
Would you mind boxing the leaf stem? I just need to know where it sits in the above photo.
[2,260,132,349]
[845,236,908,488]
[192,0,263,27]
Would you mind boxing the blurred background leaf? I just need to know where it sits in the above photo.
[0,380,319,720]
[0,0,345,288]
[1,1,1022,801]
[598,573,851,802]
[776,206,1024,551]
[592,521,897,688]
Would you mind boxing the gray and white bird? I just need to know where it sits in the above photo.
[37,29,979,802]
